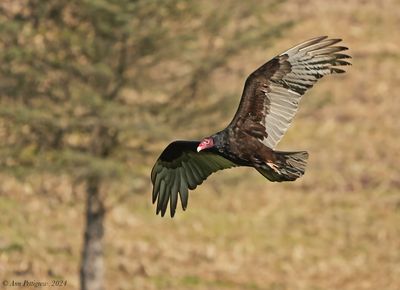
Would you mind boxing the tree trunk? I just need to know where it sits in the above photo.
[80,176,105,290]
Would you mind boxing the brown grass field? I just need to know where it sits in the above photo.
[1,0,399,289]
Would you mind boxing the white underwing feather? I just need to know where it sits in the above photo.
[261,37,350,149]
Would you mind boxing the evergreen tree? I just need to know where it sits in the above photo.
[0,1,290,289]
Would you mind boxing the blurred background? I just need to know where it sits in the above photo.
[0,0,399,290]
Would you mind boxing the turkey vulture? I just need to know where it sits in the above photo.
[151,36,351,217]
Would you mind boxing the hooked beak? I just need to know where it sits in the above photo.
[197,138,214,152]
[197,143,208,152]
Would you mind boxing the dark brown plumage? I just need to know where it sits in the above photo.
[151,36,351,217]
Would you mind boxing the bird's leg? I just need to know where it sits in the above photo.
[266,161,280,173]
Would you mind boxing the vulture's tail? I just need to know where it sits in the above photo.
[256,151,309,182]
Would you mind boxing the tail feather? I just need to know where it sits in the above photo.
[256,151,309,182]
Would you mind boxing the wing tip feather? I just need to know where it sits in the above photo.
[331,68,346,74]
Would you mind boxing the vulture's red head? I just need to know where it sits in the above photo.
[197,137,214,152]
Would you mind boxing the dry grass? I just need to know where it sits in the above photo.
[1,0,400,289]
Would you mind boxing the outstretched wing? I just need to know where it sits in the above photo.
[229,36,351,149]
[151,141,236,217]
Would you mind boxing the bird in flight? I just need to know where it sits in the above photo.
[151,36,351,217]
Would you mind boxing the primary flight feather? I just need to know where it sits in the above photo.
[151,36,351,217]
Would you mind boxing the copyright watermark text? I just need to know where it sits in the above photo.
[2,279,67,288]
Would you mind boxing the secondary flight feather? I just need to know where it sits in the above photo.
[151,36,351,217]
